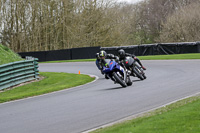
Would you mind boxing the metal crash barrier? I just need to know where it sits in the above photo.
[0,57,39,90]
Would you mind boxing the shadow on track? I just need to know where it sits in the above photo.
[132,79,142,82]
[103,86,123,91]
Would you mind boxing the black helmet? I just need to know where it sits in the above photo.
[118,49,125,59]
[99,50,107,59]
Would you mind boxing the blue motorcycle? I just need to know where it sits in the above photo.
[102,59,132,87]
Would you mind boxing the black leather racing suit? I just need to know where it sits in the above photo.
[119,53,144,69]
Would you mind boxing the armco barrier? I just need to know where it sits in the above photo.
[0,58,39,90]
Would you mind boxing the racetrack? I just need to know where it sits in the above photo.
[0,60,200,133]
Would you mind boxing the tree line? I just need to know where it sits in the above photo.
[0,0,200,52]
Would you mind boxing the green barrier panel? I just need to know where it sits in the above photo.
[0,58,39,90]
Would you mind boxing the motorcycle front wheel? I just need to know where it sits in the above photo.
[112,72,127,87]
[127,76,132,86]
[133,64,144,80]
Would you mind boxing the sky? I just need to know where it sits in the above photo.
[117,0,143,4]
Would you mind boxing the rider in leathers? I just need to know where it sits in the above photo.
[96,50,117,80]
[118,49,146,70]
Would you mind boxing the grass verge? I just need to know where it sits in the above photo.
[92,95,200,133]
[138,53,200,60]
[40,53,200,63]
[0,72,95,103]
[41,59,95,63]
[0,44,23,65]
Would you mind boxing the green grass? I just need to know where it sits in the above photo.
[1,46,200,132]
[0,44,23,65]
[138,53,200,60]
[0,45,95,103]
[41,53,200,63]
[41,59,95,63]
[93,96,200,133]
[0,72,95,103]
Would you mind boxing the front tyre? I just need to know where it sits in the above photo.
[127,76,132,86]
[133,64,144,80]
[113,72,127,87]
[142,73,147,79]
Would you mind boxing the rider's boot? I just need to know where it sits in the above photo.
[142,66,146,70]
[105,74,109,79]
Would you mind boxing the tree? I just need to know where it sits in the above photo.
[159,1,200,42]
[1,0,200,52]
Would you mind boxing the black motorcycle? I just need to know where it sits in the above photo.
[120,56,146,80]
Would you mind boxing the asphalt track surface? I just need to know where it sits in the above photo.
[0,60,200,133]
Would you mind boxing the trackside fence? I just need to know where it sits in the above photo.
[0,58,39,90]
[101,42,200,56]
[18,42,200,62]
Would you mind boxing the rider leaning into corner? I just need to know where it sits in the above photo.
[95,50,117,80]
[118,49,146,70]
[95,49,146,78]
